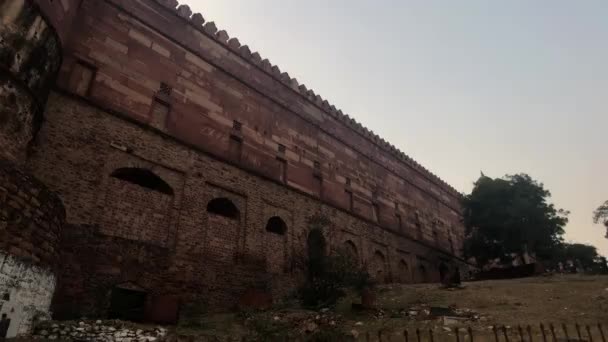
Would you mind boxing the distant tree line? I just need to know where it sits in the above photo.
[463,173,607,273]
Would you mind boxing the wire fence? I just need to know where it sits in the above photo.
[360,323,607,342]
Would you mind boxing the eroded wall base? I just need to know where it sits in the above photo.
[0,252,56,338]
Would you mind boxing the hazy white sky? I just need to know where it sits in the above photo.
[185,0,608,255]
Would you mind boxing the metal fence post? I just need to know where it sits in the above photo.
[549,324,557,342]
[540,324,547,342]
[502,326,510,342]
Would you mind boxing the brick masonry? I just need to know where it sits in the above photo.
[0,161,65,337]
[0,0,473,326]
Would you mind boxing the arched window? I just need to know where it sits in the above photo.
[266,216,287,235]
[207,198,240,219]
[343,240,358,261]
[400,259,410,283]
[111,168,173,195]
[419,264,427,282]
[439,262,449,283]
[372,251,387,283]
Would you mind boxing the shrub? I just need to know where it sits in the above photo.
[299,215,374,308]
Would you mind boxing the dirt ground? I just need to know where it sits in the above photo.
[17,275,608,341]
[373,274,608,326]
[173,274,608,341]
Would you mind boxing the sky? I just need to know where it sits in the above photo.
[185,0,608,255]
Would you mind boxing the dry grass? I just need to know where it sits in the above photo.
[176,275,608,340]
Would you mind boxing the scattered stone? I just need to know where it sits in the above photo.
[304,321,318,333]
[355,321,364,326]
[350,329,360,338]
[320,307,330,313]
[443,316,468,326]
[443,327,452,332]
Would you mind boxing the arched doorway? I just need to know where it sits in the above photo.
[371,251,387,284]
[342,240,359,264]
[439,262,449,283]
[399,259,411,283]
[265,216,288,273]
[306,229,326,279]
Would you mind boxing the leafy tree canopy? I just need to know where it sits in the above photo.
[463,173,569,266]
[561,243,601,268]
[593,200,608,238]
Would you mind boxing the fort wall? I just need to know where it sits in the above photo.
[0,0,70,336]
[54,0,465,249]
[31,92,464,316]
[0,0,471,329]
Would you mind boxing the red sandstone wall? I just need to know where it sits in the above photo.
[34,0,81,44]
[53,0,465,251]
[30,94,465,315]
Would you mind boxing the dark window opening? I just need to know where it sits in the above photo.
[229,135,243,162]
[372,203,380,222]
[266,216,287,235]
[419,264,427,282]
[277,157,287,183]
[233,120,242,131]
[158,82,172,97]
[343,240,358,261]
[346,190,354,211]
[2,293,8,301]
[111,168,173,195]
[207,198,240,219]
[150,99,170,131]
[278,144,286,153]
[396,214,402,230]
[345,177,351,186]
[108,287,147,322]
[416,222,423,240]
[439,262,449,282]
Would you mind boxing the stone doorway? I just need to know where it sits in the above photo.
[108,287,147,322]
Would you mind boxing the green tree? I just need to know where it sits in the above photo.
[562,243,600,269]
[593,200,608,238]
[463,173,569,266]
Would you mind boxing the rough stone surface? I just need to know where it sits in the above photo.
[32,320,167,342]
[0,0,64,164]
[0,252,56,338]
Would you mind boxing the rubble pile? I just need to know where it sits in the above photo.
[32,320,167,342]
